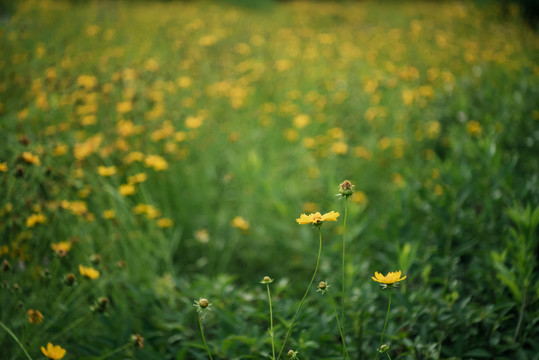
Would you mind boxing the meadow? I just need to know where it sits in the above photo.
[0,0,538,359]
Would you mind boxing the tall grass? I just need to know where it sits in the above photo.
[0,0,537,358]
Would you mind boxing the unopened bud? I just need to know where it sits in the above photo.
[199,298,209,308]
[339,180,354,197]
[2,259,11,272]
[64,273,76,286]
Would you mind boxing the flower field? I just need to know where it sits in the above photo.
[1,0,538,359]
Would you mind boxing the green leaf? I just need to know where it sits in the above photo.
[463,348,492,357]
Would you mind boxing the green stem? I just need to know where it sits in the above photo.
[0,321,33,360]
[375,288,392,360]
[95,342,132,360]
[277,227,323,360]
[342,196,348,360]
[327,289,351,360]
[199,315,214,360]
[267,283,275,360]
[514,289,526,342]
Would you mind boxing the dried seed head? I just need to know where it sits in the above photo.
[131,333,144,349]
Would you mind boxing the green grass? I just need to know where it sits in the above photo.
[0,1,538,359]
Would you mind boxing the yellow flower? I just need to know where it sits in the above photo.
[53,144,68,157]
[103,209,116,219]
[127,172,147,184]
[157,218,173,228]
[26,213,46,227]
[79,264,100,279]
[51,241,72,257]
[41,342,66,360]
[296,211,340,226]
[371,271,407,285]
[144,154,168,171]
[97,166,117,176]
[27,309,44,324]
[0,162,7,172]
[116,101,133,114]
[466,120,482,137]
[119,183,136,196]
[185,115,203,129]
[293,114,310,129]
[231,216,250,231]
[331,141,348,155]
[21,152,40,165]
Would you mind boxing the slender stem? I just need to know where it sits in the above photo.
[0,321,33,360]
[277,227,323,360]
[199,315,214,360]
[327,290,351,360]
[342,196,348,359]
[386,353,392,360]
[375,288,392,360]
[95,342,132,360]
[514,289,526,342]
[267,284,275,360]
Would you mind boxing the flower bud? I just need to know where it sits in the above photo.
[199,298,209,309]
[90,254,101,265]
[64,273,76,286]
[2,259,11,272]
[15,166,25,178]
[339,180,354,197]
[18,136,30,146]
[318,281,327,291]
[91,297,109,313]
[287,349,299,359]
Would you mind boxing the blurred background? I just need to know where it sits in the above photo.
[0,0,538,359]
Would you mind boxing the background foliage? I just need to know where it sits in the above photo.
[1,0,538,359]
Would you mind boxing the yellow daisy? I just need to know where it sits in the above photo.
[296,211,340,226]
[41,342,66,359]
[79,264,100,279]
[371,270,407,285]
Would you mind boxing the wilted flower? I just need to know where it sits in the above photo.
[27,309,44,324]
[131,333,144,349]
[338,180,355,197]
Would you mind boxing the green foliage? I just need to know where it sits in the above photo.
[0,0,538,359]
